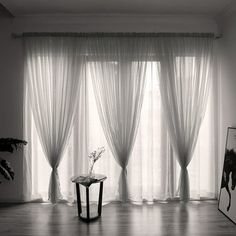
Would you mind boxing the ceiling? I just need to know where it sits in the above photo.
[0,0,234,17]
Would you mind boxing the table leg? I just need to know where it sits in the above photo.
[76,183,82,216]
[86,187,90,220]
[98,182,104,216]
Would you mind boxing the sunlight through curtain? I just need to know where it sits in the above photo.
[24,37,86,203]
[89,37,150,201]
[156,36,214,200]
[23,34,216,203]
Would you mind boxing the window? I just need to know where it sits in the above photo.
[26,59,216,203]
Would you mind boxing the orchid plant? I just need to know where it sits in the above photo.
[88,147,105,177]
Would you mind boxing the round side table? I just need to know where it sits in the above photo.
[71,174,107,222]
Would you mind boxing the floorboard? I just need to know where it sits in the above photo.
[0,201,235,236]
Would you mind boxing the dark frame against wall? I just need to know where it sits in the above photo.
[219,127,236,224]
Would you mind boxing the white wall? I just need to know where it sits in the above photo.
[0,13,218,202]
[12,14,218,33]
[218,13,236,179]
[0,15,24,201]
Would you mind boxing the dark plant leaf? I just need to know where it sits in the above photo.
[0,138,27,153]
[0,163,13,181]
[0,159,14,180]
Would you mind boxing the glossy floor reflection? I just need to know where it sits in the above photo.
[0,201,235,236]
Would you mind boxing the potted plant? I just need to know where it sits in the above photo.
[0,138,27,183]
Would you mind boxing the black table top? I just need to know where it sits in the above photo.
[71,174,107,187]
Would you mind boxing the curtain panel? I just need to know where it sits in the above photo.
[24,37,86,203]
[89,37,151,201]
[155,36,213,200]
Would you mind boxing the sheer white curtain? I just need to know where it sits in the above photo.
[24,35,217,203]
[128,60,216,202]
[156,36,214,200]
[24,37,86,203]
[89,37,150,201]
[24,61,216,203]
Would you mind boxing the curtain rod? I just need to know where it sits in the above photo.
[12,32,220,39]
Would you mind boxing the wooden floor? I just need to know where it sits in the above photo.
[0,201,235,236]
